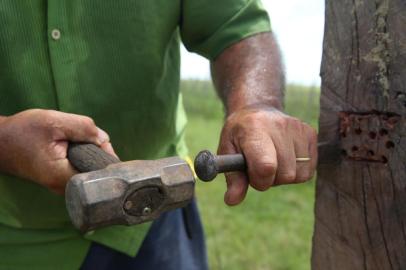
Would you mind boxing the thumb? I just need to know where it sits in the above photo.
[52,112,110,145]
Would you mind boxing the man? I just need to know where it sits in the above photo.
[0,0,317,269]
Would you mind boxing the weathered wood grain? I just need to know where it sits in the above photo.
[312,0,406,269]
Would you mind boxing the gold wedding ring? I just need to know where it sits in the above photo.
[296,157,311,162]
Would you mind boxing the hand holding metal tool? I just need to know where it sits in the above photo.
[194,150,311,182]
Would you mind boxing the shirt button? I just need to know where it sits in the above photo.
[51,29,61,40]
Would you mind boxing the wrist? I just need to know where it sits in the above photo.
[225,88,283,115]
[225,104,287,123]
[226,98,283,116]
[0,116,7,125]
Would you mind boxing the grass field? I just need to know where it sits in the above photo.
[181,80,320,270]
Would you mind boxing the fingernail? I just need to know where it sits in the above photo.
[224,191,238,206]
[224,191,232,205]
[224,183,236,205]
[97,127,110,143]
[104,143,119,159]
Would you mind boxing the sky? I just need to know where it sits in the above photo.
[180,0,325,86]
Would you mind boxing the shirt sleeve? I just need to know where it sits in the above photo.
[180,0,271,60]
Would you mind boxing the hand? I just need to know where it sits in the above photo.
[218,106,318,205]
[0,109,117,194]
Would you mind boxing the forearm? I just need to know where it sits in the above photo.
[212,32,317,205]
[210,32,284,114]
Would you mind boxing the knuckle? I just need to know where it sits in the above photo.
[279,171,296,183]
[256,161,277,178]
[288,118,303,131]
[249,162,276,191]
[42,111,59,129]
[81,116,96,127]
[273,117,288,130]
[87,126,99,138]
[42,110,55,121]
[43,109,58,117]
[81,117,98,136]
[250,180,272,191]
[296,173,312,183]
[25,108,43,115]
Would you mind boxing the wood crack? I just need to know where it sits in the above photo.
[353,0,361,68]
[388,166,406,245]
[367,164,395,270]
[361,168,374,247]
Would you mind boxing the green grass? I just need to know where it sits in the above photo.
[181,80,320,270]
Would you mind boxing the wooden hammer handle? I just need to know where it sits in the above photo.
[67,143,120,173]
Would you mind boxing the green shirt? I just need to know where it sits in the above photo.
[0,0,270,269]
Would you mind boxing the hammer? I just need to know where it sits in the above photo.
[66,143,195,232]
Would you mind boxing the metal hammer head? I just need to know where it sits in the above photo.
[65,157,195,232]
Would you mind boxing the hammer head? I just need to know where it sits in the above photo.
[65,157,195,232]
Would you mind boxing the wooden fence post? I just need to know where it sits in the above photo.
[312,0,406,269]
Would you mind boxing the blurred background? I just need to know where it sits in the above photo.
[180,0,324,269]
